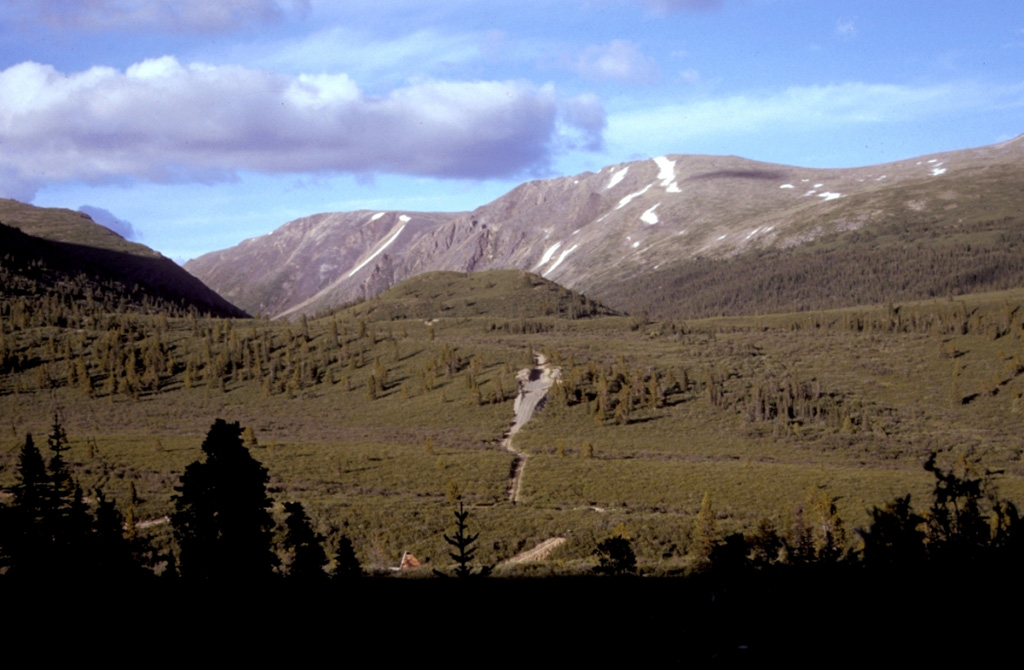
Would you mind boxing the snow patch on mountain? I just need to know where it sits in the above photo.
[370,212,385,221]
[347,222,406,278]
[653,156,681,193]
[641,203,660,224]
[616,184,652,209]
[780,184,794,189]
[544,244,578,276]
[536,241,562,268]
[818,192,841,201]
[931,168,947,176]
[606,167,629,190]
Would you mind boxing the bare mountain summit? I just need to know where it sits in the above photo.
[186,136,1024,318]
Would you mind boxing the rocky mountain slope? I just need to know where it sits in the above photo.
[0,199,248,318]
[185,135,1024,319]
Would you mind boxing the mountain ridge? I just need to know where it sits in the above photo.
[185,136,1024,319]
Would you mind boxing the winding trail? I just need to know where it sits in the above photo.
[502,353,560,503]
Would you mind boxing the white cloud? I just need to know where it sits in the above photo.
[0,58,594,199]
[575,40,659,83]
[10,0,309,33]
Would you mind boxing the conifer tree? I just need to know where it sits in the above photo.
[2,434,49,576]
[332,535,363,579]
[281,501,328,582]
[3,425,140,580]
[13,434,47,522]
[435,502,490,578]
[43,415,91,562]
[172,419,276,582]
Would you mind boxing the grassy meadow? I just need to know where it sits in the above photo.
[3,270,1024,575]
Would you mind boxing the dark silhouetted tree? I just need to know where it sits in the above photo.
[857,454,1024,568]
[89,489,142,579]
[332,535,363,580]
[435,502,491,578]
[923,453,991,562]
[34,417,91,575]
[44,414,86,550]
[594,534,637,576]
[2,428,139,581]
[171,419,276,582]
[1,434,49,576]
[281,501,328,582]
[859,495,926,569]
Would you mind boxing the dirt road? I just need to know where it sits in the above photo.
[502,353,559,503]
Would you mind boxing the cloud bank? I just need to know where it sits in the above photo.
[0,57,599,199]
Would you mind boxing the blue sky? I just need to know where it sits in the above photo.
[2,0,1022,261]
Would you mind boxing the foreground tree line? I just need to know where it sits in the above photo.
[0,417,361,583]
[592,454,1024,578]
[2,415,1023,582]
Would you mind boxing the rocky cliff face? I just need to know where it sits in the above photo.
[185,136,1024,318]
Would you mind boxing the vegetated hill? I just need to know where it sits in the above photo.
[326,269,619,322]
[5,276,1024,578]
[186,135,1024,319]
[0,199,248,318]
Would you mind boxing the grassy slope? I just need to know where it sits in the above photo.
[4,267,1024,575]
